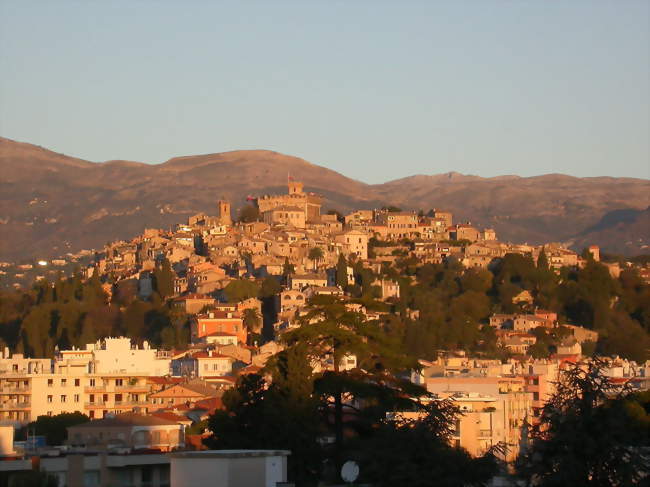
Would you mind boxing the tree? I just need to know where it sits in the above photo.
[153,259,174,299]
[122,300,149,341]
[282,296,420,480]
[335,254,348,288]
[596,310,650,362]
[308,247,324,270]
[355,399,499,486]
[25,412,89,446]
[259,276,281,299]
[21,306,52,358]
[223,279,259,302]
[242,308,262,344]
[518,360,649,486]
[238,204,260,223]
[205,366,322,486]
[537,248,549,270]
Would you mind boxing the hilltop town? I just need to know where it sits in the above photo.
[0,180,648,485]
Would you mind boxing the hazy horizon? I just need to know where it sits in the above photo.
[1,1,648,183]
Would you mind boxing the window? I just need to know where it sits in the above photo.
[47,379,53,387]
[47,411,52,417]
[533,392,540,401]
[61,379,67,387]
[74,379,80,387]
[115,379,123,386]
[47,395,53,403]
[89,394,95,403]
[74,394,80,403]
[89,379,96,387]
[61,395,66,403]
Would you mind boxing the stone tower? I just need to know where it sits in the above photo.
[288,180,304,195]
[217,199,232,225]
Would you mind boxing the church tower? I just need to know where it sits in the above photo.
[288,180,304,195]
[217,199,232,225]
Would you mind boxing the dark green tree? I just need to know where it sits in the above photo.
[223,279,259,302]
[335,254,348,288]
[25,412,89,446]
[282,296,420,479]
[238,204,260,223]
[205,360,322,486]
[242,308,262,344]
[308,247,324,270]
[153,259,174,299]
[537,249,550,270]
[355,399,500,486]
[518,360,649,486]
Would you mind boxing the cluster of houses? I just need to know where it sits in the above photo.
[0,180,647,485]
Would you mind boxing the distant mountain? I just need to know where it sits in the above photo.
[1,137,648,260]
[571,207,650,255]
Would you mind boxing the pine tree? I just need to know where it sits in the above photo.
[537,248,549,270]
[153,259,174,299]
[336,254,348,288]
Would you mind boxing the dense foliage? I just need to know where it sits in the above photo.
[1,252,648,363]
[517,360,650,485]
[0,266,191,357]
[18,412,89,446]
[205,301,501,486]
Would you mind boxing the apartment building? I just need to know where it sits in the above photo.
[0,338,171,423]
[423,375,533,462]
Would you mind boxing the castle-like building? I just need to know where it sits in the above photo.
[255,180,322,222]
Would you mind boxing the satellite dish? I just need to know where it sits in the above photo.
[341,460,360,483]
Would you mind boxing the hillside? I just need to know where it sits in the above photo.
[1,137,648,260]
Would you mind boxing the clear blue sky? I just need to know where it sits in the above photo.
[1,0,648,183]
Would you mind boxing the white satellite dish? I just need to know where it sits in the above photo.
[341,460,360,483]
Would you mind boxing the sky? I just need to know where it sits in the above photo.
[0,1,648,183]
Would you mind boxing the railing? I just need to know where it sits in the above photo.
[0,401,30,409]
[478,429,492,438]
[84,385,108,393]
[0,387,30,394]
[115,385,149,392]
[85,401,107,407]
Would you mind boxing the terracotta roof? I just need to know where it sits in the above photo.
[150,411,193,424]
[191,397,224,412]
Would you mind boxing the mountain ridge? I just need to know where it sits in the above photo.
[1,137,648,260]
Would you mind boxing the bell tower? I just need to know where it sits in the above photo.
[217,199,232,225]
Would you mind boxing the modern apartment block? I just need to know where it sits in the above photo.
[0,338,171,423]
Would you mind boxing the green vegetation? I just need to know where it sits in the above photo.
[19,412,89,446]
[206,297,500,485]
[517,360,650,485]
[237,204,260,223]
[0,271,191,357]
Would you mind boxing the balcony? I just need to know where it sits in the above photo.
[115,385,149,393]
[84,385,108,393]
[0,387,30,394]
[478,429,493,438]
[85,401,107,408]
[0,401,30,410]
